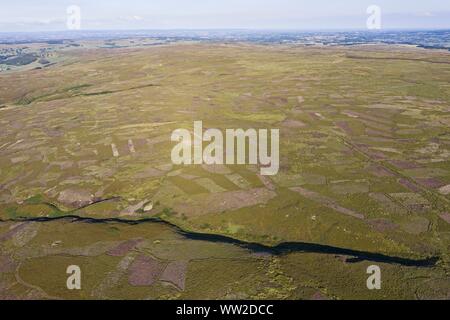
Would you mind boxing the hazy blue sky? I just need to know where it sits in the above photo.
[1,0,449,32]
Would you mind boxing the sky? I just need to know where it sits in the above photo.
[0,0,450,32]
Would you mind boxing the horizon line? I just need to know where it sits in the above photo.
[1,27,450,35]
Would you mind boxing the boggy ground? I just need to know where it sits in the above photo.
[0,217,448,300]
[0,43,449,299]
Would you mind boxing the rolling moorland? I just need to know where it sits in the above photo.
[0,40,449,299]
